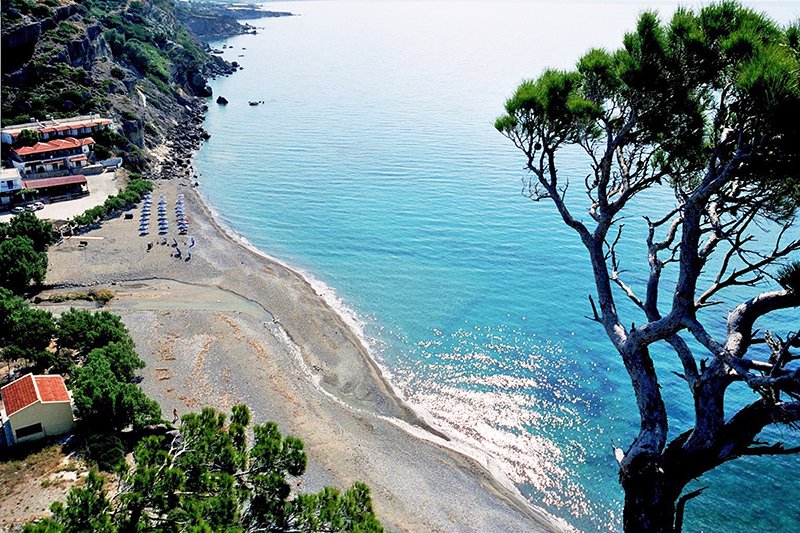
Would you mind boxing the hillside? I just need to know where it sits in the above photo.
[1,0,235,169]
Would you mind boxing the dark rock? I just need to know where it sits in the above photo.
[216,96,229,105]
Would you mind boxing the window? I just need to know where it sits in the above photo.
[15,422,43,439]
[6,180,13,188]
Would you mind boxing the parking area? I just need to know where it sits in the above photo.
[0,171,119,223]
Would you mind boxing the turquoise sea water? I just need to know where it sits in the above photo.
[194,1,800,530]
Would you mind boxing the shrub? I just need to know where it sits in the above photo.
[0,236,47,294]
[84,433,127,472]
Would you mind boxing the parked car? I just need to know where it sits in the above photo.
[11,206,25,214]
[32,201,44,210]
[25,204,38,212]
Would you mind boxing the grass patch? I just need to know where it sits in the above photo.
[0,443,63,500]
[36,289,115,305]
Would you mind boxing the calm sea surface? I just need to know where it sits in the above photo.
[194,1,800,530]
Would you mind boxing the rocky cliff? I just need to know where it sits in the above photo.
[1,0,236,169]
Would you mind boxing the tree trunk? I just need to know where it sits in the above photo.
[621,460,678,532]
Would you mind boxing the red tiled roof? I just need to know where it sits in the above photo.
[35,375,71,403]
[13,137,95,157]
[1,374,37,416]
[70,155,88,162]
[1,374,71,417]
[7,119,112,139]
[23,174,87,190]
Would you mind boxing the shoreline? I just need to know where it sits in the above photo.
[42,102,571,531]
[188,176,559,516]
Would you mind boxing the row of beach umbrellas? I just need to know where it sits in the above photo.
[158,195,169,235]
[176,193,188,235]
[139,193,189,236]
[138,192,153,236]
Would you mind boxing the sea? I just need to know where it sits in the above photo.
[193,1,800,531]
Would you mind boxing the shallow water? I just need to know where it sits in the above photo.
[195,1,800,530]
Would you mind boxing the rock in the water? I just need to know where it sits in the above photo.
[216,95,229,105]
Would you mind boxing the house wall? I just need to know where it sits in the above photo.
[0,178,22,193]
[9,402,74,444]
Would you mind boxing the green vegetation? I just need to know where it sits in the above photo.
[14,129,40,147]
[2,0,220,159]
[0,290,161,456]
[2,0,52,22]
[52,22,81,43]
[0,237,48,295]
[71,347,161,432]
[71,178,152,228]
[25,405,384,532]
[38,288,115,305]
[0,212,53,295]
[496,1,800,530]
[57,308,130,355]
[1,211,54,253]
[0,289,55,368]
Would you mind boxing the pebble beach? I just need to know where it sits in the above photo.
[41,144,569,532]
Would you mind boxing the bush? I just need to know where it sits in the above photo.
[70,179,153,231]
[0,236,47,294]
[57,308,130,355]
[52,22,80,43]
[0,289,56,366]
[14,129,39,147]
[124,39,169,81]
[110,66,125,79]
[84,433,127,472]
[0,211,54,252]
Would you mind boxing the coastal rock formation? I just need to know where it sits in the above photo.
[1,0,235,170]
[216,96,229,105]
[175,4,293,39]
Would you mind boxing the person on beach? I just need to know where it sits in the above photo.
[173,408,179,423]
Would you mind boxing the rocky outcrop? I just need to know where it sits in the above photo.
[216,96,228,105]
[62,24,112,69]
[177,11,254,40]
[175,5,293,40]
[1,4,79,71]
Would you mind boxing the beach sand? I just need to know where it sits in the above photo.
[43,175,570,532]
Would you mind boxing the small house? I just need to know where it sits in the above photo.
[0,168,23,205]
[1,374,73,445]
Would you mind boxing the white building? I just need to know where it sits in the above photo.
[1,374,74,445]
[0,168,23,205]
[1,115,113,145]
[9,137,95,179]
